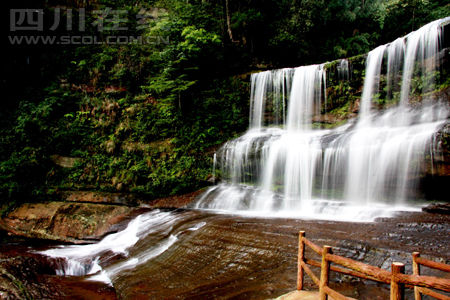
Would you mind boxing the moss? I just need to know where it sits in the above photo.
[0,268,32,300]
[319,119,349,129]
[328,99,352,117]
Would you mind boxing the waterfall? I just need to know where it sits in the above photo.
[212,153,217,183]
[286,65,325,131]
[337,59,350,81]
[195,18,449,220]
[249,68,294,128]
[358,45,387,123]
[386,38,405,102]
[400,18,443,106]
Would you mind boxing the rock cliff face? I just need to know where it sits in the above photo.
[0,189,204,243]
[0,202,138,244]
[59,191,140,206]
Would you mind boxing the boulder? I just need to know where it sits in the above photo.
[422,203,450,215]
[0,202,139,244]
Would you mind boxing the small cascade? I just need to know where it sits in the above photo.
[38,210,206,284]
[195,17,449,220]
[337,59,350,81]
[212,153,217,183]
[249,68,294,128]
[358,45,387,122]
[386,38,405,101]
[400,18,443,106]
[286,64,326,131]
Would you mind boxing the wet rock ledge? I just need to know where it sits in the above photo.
[0,189,204,244]
[0,190,204,298]
[0,201,139,244]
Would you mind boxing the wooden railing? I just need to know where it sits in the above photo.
[297,231,450,300]
[412,252,450,300]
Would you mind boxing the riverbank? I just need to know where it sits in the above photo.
[0,201,449,299]
[0,189,205,299]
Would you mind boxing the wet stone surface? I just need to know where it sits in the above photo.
[0,244,116,300]
[1,209,449,299]
[0,202,140,244]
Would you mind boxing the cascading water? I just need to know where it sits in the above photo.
[33,19,449,297]
[39,210,206,284]
[358,44,387,122]
[337,58,350,81]
[194,17,449,220]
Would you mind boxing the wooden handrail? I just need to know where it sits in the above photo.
[325,253,392,283]
[323,286,352,300]
[297,231,450,300]
[304,237,322,255]
[301,260,320,286]
[306,258,390,283]
[417,286,450,300]
[395,273,450,292]
[415,256,450,273]
[412,251,450,300]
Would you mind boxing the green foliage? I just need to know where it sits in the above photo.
[0,0,447,207]
[382,0,450,42]
[179,26,221,55]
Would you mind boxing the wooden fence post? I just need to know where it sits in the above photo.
[391,262,405,300]
[412,252,421,300]
[297,231,305,290]
[319,245,332,300]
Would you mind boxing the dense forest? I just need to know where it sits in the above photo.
[1,0,449,212]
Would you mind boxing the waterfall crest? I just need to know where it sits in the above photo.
[194,18,449,220]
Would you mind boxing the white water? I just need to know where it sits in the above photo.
[286,65,326,130]
[337,59,350,81]
[386,38,405,101]
[400,18,443,106]
[195,17,449,221]
[38,210,206,284]
[249,68,294,128]
[359,44,387,121]
[35,19,449,289]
